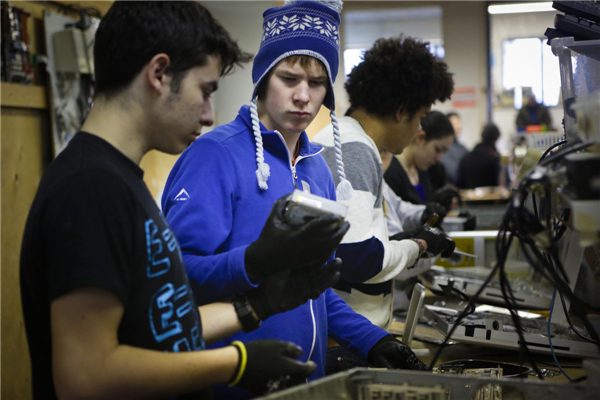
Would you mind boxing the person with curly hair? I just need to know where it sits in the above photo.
[312,36,456,335]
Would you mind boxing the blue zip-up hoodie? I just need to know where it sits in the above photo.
[162,106,388,399]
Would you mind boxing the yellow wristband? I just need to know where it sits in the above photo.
[229,341,247,387]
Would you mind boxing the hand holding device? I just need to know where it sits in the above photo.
[245,258,341,321]
[368,335,427,370]
[230,340,316,395]
[414,225,456,258]
[421,202,447,227]
[245,191,349,278]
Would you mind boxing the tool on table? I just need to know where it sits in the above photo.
[452,249,479,259]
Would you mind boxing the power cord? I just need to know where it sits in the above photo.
[548,272,573,381]
[429,139,599,375]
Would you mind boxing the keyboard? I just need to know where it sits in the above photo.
[551,1,600,40]
[553,1,600,24]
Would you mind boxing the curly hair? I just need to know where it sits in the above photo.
[345,36,454,119]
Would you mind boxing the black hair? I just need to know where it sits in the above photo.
[446,111,460,119]
[94,1,252,98]
[420,111,455,141]
[481,123,501,145]
[345,35,454,119]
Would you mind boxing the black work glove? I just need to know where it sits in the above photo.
[430,186,461,211]
[233,340,316,396]
[414,225,456,258]
[420,202,447,227]
[389,230,417,241]
[368,335,427,370]
[246,258,341,320]
[245,195,350,278]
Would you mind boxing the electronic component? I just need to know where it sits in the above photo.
[554,13,600,40]
[1,3,34,83]
[256,368,599,399]
[435,359,530,378]
[283,189,348,224]
[434,363,503,400]
[553,1,600,24]
[421,267,553,309]
[52,28,94,74]
[402,283,425,348]
[423,305,600,358]
[549,1,600,41]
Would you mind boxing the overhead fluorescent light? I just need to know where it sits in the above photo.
[488,2,555,15]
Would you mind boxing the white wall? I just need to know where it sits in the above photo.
[203,1,488,151]
[202,1,277,128]
[437,2,488,150]
[339,2,488,151]
[344,6,443,48]
[345,18,442,48]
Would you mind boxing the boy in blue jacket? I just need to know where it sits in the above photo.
[163,1,426,398]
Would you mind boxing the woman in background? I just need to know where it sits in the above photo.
[384,111,456,208]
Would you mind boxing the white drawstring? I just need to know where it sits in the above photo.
[251,99,270,190]
[331,110,354,200]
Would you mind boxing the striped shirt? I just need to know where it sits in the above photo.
[312,116,420,329]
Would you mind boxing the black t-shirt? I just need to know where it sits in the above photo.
[20,132,211,400]
[384,156,433,205]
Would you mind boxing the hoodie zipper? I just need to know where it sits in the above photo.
[273,130,323,189]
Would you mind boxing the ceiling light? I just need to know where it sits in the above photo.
[488,2,555,15]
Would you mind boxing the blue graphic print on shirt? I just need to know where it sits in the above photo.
[145,217,205,351]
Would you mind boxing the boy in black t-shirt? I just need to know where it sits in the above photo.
[20,2,348,399]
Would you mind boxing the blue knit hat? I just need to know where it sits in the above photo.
[249,0,354,200]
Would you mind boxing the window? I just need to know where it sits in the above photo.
[502,37,560,108]
[343,6,444,78]
[344,44,444,78]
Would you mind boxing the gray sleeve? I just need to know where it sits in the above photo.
[320,141,383,209]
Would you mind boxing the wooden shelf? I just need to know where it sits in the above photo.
[1,82,48,109]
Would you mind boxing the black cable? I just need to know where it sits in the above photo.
[531,213,600,348]
[496,143,600,379]
[507,195,544,378]
[429,197,545,374]
[449,287,476,315]
[570,375,587,383]
[579,310,600,346]
[532,193,539,220]
[539,139,591,166]
[438,281,475,314]
[558,291,597,344]
[428,248,504,369]
[536,360,582,369]
[429,145,600,370]
[540,140,567,161]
